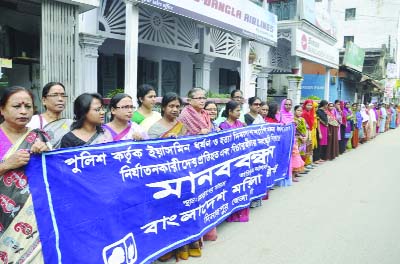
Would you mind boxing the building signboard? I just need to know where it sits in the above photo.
[138,0,278,46]
[343,42,365,72]
[301,0,336,37]
[385,79,395,99]
[293,29,339,68]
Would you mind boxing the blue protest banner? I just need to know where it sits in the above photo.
[26,123,294,264]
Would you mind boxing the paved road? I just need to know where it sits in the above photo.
[185,128,400,264]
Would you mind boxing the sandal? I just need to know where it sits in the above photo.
[188,241,202,257]
[177,245,189,260]
[158,251,175,262]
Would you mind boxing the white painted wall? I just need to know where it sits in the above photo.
[333,0,399,54]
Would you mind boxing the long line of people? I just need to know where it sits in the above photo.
[1,83,399,263]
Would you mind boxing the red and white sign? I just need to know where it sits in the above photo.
[293,29,339,68]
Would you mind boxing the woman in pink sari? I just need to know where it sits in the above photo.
[177,88,212,259]
[0,86,51,263]
[103,93,148,141]
[278,99,294,186]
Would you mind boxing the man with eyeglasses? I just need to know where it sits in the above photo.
[215,89,246,125]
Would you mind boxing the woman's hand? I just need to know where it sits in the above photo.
[132,132,144,141]
[30,139,50,154]
[3,149,31,170]
[165,133,178,138]
[199,128,210,135]
[319,133,322,140]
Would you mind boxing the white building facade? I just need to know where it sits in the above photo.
[78,0,278,105]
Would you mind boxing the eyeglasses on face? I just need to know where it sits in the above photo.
[252,103,261,106]
[92,106,106,112]
[115,105,135,110]
[46,93,68,98]
[191,97,207,100]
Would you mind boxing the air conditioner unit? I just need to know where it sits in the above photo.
[330,76,337,85]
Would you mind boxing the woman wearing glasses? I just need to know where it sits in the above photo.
[103,93,148,141]
[179,87,212,135]
[60,93,112,148]
[244,96,264,125]
[132,84,161,132]
[27,82,73,148]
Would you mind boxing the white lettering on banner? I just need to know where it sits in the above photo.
[111,146,143,164]
[145,142,191,159]
[140,214,180,234]
[64,151,107,173]
[145,147,273,199]
[179,190,228,223]
[231,174,262,194]
[231,194,248,205]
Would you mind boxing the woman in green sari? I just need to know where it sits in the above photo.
[27,82,72,149]
[0,86,50,263]
[132,84,161,132]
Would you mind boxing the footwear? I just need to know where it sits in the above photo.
[299,171,308,175]
[188,241,202,257]
[305,165,313,169]
[177,246,189,260]
[158,251,175,262]
[250,199,262,208]
[292,177,299,182]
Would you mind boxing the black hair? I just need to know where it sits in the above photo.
[294,105,302,111]
[260,101,268,107]
[351,103,358,107]
[161,92,183,116]
[222,100,240,118]
[71,93,104,133]
[42,82,65,98]
[266,102,278,119]
[204,101,217,109]
[248,96,261,105]
[109,93,132,121]
[334,99,340,104]
[0,86,35,123]
[230,89,242,98]
[137,84,156,107]
[319,100,328,108]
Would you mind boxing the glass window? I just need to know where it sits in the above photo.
[343,36,354,48]
[345,8,356,21]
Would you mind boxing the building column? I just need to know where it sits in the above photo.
[257,70,269,101]
[124,0,139,98]
[79,33,106,95]
[240,38,253,100]
[287,75,304,106]
[190,54,215,90]
[325,67,331,100]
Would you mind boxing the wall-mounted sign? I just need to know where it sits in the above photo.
[292,29,339,68]
[343,42,365,72]
[138,0,278,46]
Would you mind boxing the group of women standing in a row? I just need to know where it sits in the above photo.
[1,82,399,263]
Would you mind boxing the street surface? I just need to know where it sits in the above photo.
[185,128,400,264]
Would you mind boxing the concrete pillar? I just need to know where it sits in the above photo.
[287,75,304,106]
[79,33,106,94]
[124,0,139,97]
[257,70,269,101]
[240,38,252,99]
[325,67,331,101]
[190,54,215,90]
